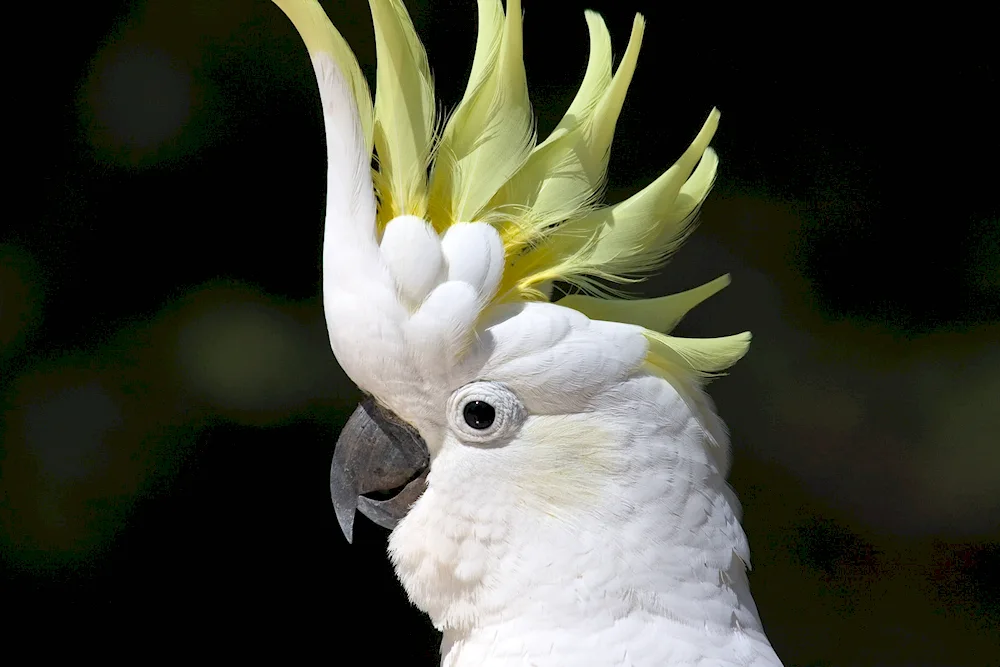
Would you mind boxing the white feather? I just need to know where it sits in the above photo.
[380,215,445,308]
[440,223,505,306]
[387,302,782,666]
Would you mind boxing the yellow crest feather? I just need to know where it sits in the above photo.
[428,0,535,230]
[558,275,731,335]
[369,0,436,225]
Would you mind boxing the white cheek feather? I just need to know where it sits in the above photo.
[510,415,621,516]
[392,371,779,666]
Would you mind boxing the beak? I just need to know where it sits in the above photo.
[330,397,430,543]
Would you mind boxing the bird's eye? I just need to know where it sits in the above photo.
[448,381,525,445]
[463,400,495,429]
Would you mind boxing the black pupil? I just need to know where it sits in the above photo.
[463,400,496,430]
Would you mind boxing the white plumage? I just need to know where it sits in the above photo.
[270,0,783,664]
[390,296,779,665]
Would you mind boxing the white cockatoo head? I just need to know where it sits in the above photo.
[271,0,780,663]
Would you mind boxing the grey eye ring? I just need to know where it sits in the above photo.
[448,381,525,444]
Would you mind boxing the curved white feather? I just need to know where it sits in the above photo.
[380,215,445,307]
[440,223,505,306]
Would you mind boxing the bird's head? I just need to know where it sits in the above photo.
[273,0,755,634]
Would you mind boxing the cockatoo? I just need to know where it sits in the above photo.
[271,0,783,664]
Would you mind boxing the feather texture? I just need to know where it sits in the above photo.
[428,0,535,228]
[501,108,720,302]
[492,15,647,291]
[557,274,731,334]
[275,0,738,390]
[485,11,615,237]
[644,330,752,381]
[369,0,436,225]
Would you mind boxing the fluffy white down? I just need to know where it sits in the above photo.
[387,304,782,666]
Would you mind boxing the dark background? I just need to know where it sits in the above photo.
[2,0,997,663]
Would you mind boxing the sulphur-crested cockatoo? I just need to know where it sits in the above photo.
[271,0,782,664]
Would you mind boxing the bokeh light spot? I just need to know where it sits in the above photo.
[0,244,44,354]
[23,382,121,484]
[174,291,324,420]
[79,45,195,165]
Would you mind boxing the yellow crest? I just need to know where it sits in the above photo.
[273,0,750,384]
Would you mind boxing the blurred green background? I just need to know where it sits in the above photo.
[2,0,997,663]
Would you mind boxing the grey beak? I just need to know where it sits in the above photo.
[330,397,430,543]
